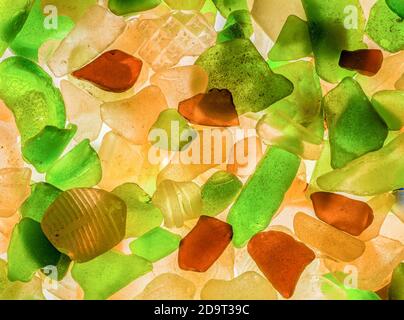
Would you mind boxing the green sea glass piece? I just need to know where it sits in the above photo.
[372,90,404,130]
[108,0,161,15]
[386,0,404,18]
[46,139,101,190]
[227,147,300,247]
[307,141,332,195]
[71,251,152,300]
[302,0,366,83]
[366,0,404,53]
[130,227,181,262]
[217,10,253,43]
[112,183,163,238]
[40,0,97,22]
[323,77,388,169]
[389,263,404,300]
[22,124,77,173]
[268,15,312,61]
[212,0,248,18]
[0,56,66,144]
[10,0,74,61]
[196,39,293,114]
[317,133,404,196]
[201,171,242,216]
[164,0,206,10]
[201,0,217,15]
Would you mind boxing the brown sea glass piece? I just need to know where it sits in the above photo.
[178,216,233,272]
[248,230,315,298]
[339,49,383,77]
[178,89,239,127]
[72,50,143,93]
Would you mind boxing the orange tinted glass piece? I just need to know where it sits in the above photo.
[72,50,143,92]
[310,192,374,236]
[178,216,233,272]
[339,49,383,77]
[248,230,315,298]
[178,89,240,127]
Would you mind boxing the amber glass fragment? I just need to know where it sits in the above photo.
[339,49,383,77]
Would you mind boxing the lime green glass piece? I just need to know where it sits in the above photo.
[196,39,293,114]
[201,0,217,15]
[323,77,387,169]
[7,218,62,282]
[307,140,332,195]
[130,227,181,262]
[217,10,253,43]
[20,182,62,223]
[164,0,206,10]
[112,183,163,238]
[72,251,152,300]
[201,171,242,216]
[149,109,197,151]
[367,0,404,53]
[227,147,300,247]
[10,0,74,61]
[0,56,66,144]
[389,263,404,300]
[212,0,248,18]
[317,133,404,196]
[46,139,102,190]
[268,15,312,62]
[0,0,34,56]
[386,0,404,18]
[22,124,77,173]
[108,0,161,15]
[372,90,404,130]
[302,0,366,83]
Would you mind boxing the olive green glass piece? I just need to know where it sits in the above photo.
[371,90,404,130]
[217,10,253,43]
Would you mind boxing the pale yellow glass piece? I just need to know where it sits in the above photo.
[293,212,366,262]
[396,73,404,90]
[38,40,60,70]
[48,5,126,77]
[101,86,168,144]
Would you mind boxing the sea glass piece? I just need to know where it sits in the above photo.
[40,0,97,21]
[112,183,162,238]
[317,133,404,196]
[371,90,404,130]
[46,139,101,190]
[60,80,102,142]
[0,56,66,144]
[41,188,126,262]
[150,65,208,108]
[217,10,253,43]
[101,86,167,145]
[294,212,366,262]
[72,251,152,300]
[10,0,74,61]
[323,77,387,169]
[248,230,315,299]
[302,0,366,83]
[393,189,404,222]
[178,216,232,272]
[339,49,383,76]
[0,168,31,218]
[152,180,202,228]
[130,227,181,262]
[0,214,20,254]
[178,89,239,127]
[165,0,205,10]
[389,263,404,300]
[108,0,161,15]
[366,0,404,53]
[212,0,248,17]
[201,271,277,300]
[268,15,312,61]
[48,5,126,77]
[0,105,23,169]
[227,147,300,247]
[22,124,77,173]
[201,171,242,216]
[311,192,374,236]
[20,183,62,223]
[72,50,143,93]
[386,0,404,18]
[196,39,293,114]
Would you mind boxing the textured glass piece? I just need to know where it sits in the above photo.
[108,0,161,15]
[386,0,404,18]
[371,90,404,130]
[165,0,205,10]
[323,77,387,169]
[302,0,366,83]
[248,230,315,299]
[72,251,152,300]
[317,133,404,196]
[40,0,97,21]
[217,10,253,43]
[212,0,248,18]
[22,124,77,173]
[389,263,404,300]
[366,0,404,53]
[112,183,163,238]
[268,15,312,61]
[227,147,300,247]
[196,39,293,114]
[41,188,126,262]
[130,227,181,262]
[339,49,383,77]
[46,139,101,190]
[20,182,62,223]
[201,171,242,216]
[0,56,66,144]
